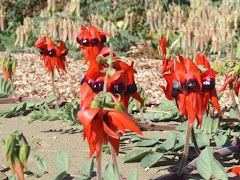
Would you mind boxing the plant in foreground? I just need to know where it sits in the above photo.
[159,36,222,175]
[1,54,17,97]
[2,131,30,180]
[77,25,143,180]
[35,37,68,98]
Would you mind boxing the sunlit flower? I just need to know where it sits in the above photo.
[35,37,68,74]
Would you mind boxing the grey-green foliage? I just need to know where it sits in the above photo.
[29,101,80,126]
[0,78,14,98]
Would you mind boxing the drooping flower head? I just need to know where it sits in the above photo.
[160,51,222,127]
[76,25,110,64]
[35,37,68,74]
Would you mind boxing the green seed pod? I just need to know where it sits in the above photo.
[233,65,240,78]
[5,60,10,72]
[4,134,16,157]
[11,60,17,73]
[1,55,7,68]
[19,143,30,170]
[91,100,101,109]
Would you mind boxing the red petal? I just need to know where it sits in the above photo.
[108,110,142,135]
[80,82,94,109]
[210,89,222,116]
[89,25,101,41]
[77,108,100,128]
[228,167,240,177]
[159,36,167,57]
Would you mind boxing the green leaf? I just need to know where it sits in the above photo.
[104,163,118,180]
[34,154,47,174]
[73,176,88,180]
[140,153,164,168]
[80,157,94,177]
[127,168,138,180]
[40,115,51,121]
[229,108,238,118]
[134,139,158,147]
[122,150,150,163]
[52,171,67,180]
[212,118,219,133]
[214,135,231,149]
[197,147,213,180]
[55,105,60,112]
[45,106,52,115]
[174,132,185,150]
[55,150,70,172]
[161,131,176,151]
[195,133,210,148]
[211,160,228,180]
[39,106,45,115]
[129,135,143,143]
[48,96,57,103]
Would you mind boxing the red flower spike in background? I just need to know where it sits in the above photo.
[77,107,142,159]
[219,71,240,96]
[159,36,174,74]
[35,37,68,75]
[228,167,240,177]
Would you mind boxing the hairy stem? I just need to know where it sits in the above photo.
[177,120,191,176]
[96,150,102,180]
[140,107,144,122]
[51,69,57,98]
[110,145,122,180]
[191,128,200,155]
[10,74,15,97]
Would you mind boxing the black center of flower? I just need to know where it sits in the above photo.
[82,39,89,46]
[172,81,183,92]
[103,114,108,125]
[76,37,82,45]
[101,35,106,43]
[60,50,68,57]
[48,49,56,56]
[111,82,126,94]
[39,48,48,55]
[125,83,137,95]
[184,79,199,93]
[91,38,99,46]
[92,81,104,93]
[203,78,215,91]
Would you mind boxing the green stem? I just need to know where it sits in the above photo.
[177,120,191,176]
[51,69,57,97]
[110,144,122,180]
[229,82,240,117]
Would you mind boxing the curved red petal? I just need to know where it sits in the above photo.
[108,110,142,135]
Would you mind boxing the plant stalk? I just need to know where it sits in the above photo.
[191,128,200,155]
[110,144,122,180]
[51,69,57,97]
[140,107,144,122]
[177,120,191,176]
[10,74,15,97]
[96,149,102,180]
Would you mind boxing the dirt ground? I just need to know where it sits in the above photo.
[0,104,179,180]
[0,50,239,179]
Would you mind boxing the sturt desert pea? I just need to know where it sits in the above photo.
[35,37,68,74]
[1,54,17,82]
[78,105,142,159]
[76,25,110,64]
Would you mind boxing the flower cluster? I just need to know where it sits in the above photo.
[35,37,68,74]
[76,25,142,159]
[159,37,222,126]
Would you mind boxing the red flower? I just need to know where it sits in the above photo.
[159,36,174,74]
[228,167,240,177]
[35,37,68,74]
[219,71,240,97]
[160,54,222,126]
[196,53,210,69]
[77,107,142,159]
[76,25,110,64]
